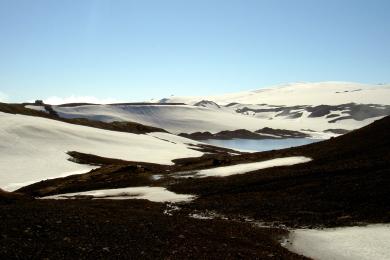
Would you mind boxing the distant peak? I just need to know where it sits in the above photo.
[193,100,221,108]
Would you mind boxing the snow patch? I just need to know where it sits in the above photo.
[283,224,390,260]
[176,156,312,178]
[42,186,195,203]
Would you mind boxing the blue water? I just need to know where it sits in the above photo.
[202,138,321,152]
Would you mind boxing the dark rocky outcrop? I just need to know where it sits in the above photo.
[179,129,272,140]
[180,128,310,140]
[324,128,350,135]
[255,127,310,138]
[0,189,32,204]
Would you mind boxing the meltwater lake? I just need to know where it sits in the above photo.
[202,138,322,152]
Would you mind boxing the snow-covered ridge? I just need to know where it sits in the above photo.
[0,112,203,191]
[159,82,390,106]
[52,103,384,136]
[50,82,390,137]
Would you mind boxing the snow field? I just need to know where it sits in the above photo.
[0,112,203,191]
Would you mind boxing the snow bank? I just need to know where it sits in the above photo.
[0,112,202,191]
[42,186,195,203]
[194,156,312,177]
[284,224,390,260]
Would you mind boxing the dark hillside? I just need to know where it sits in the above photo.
[170,116,390,227]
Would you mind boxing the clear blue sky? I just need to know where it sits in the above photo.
[0,0,389,102]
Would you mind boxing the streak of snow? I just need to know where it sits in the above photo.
[188,156,311,178]
[42,186,195,203]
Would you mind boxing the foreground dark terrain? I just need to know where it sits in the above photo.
[1,106,389,259]
[0,200,304,259]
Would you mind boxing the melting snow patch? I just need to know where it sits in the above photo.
[283,224,390,260]
[163,204,181,216]
[41,186,195,203]
[194,156,311,177]
[189,211,229,220]
[151,174,163,180]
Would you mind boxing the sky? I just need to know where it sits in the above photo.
[0,0,389,103]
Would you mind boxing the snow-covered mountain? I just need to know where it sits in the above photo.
[159,82,390,106]
[47,82,390,138]
[0,112,203,191]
